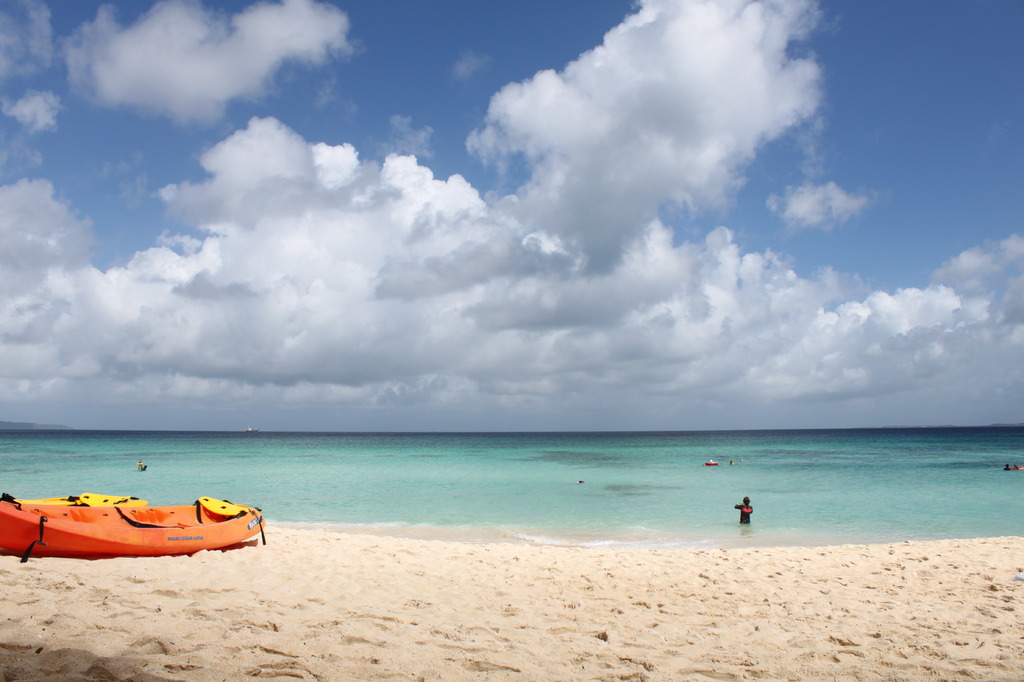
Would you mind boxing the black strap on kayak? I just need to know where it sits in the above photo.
[1,492,21,509]
[20,516,48,563]
[114,506,175,529]
[220,499,249,520]
[194,500,204,524]
[227,501,265,544]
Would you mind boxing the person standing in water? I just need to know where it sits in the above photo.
[734,496,752,524]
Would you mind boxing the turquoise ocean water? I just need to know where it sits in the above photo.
[1,428,1021,549]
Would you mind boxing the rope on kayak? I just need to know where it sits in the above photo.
[19,516,47,563]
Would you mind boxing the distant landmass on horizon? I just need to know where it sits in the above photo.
[0,420,72,431]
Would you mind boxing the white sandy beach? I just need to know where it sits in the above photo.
[1,530,1022,681]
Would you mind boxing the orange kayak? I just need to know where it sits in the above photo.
[0,495,265,562]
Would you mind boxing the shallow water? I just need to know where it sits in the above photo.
[1,427,1021,548]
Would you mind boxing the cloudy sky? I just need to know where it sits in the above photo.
[1,0,1022,431]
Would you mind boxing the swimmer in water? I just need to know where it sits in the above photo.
[734,496,752,524]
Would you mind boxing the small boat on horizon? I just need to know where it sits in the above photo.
[245,426,260,432]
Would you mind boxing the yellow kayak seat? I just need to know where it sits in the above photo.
[78,494,148,507]
[13,493,148,507]
[196,496,253,518]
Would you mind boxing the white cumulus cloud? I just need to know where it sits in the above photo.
[2,89,60,132]
[767,181,870,231]
[63,0,352,123]
[1,115,1022,428]
[469,0,822,272]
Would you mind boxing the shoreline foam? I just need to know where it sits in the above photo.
[2,529,1022,680]
[272,519,1001,551]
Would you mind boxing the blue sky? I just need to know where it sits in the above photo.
[1,0,1022,431]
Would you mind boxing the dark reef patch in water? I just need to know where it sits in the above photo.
[522,450,635,467]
